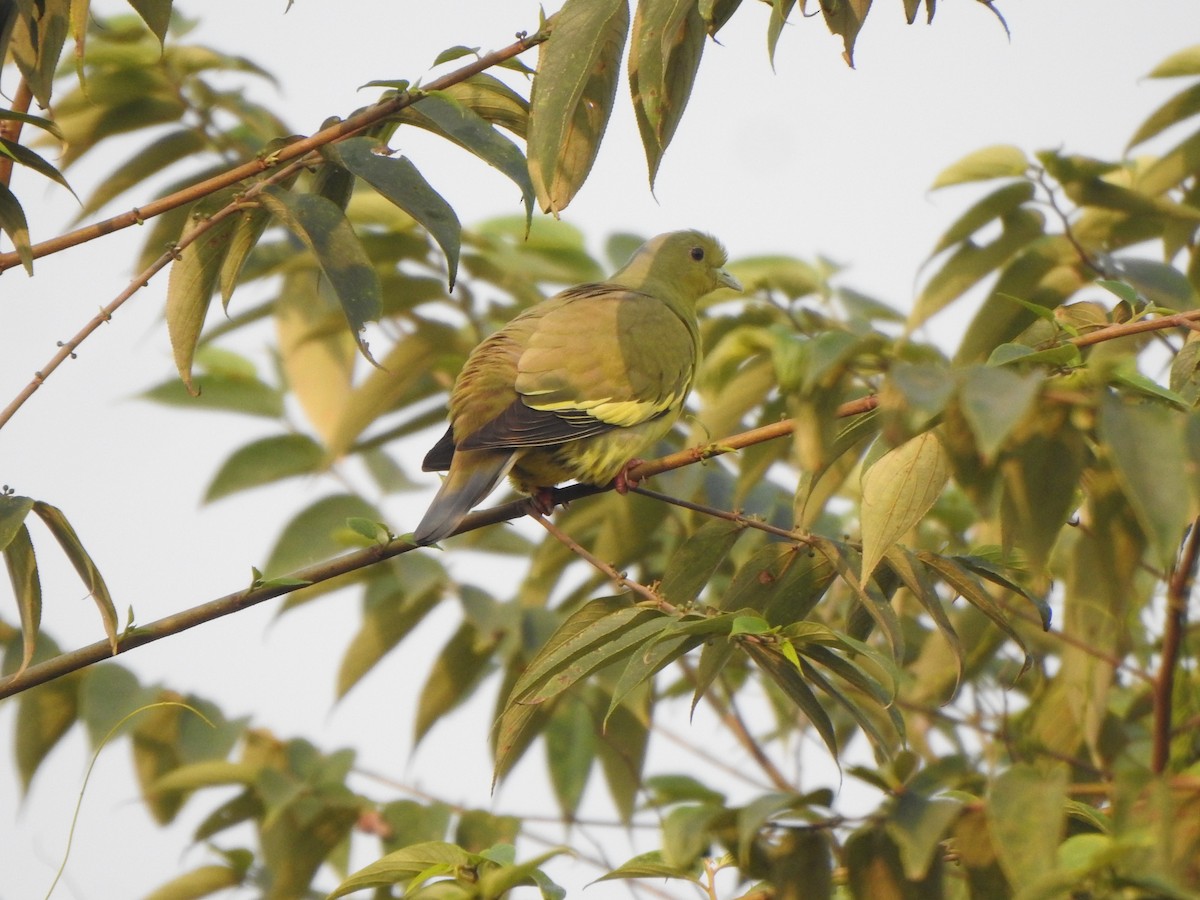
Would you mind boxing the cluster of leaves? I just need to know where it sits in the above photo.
[4,3,1200,899]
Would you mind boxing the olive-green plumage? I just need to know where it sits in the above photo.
[413,230,740,544]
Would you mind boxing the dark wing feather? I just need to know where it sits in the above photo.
[457,399,617,451]
[421,426,457,472]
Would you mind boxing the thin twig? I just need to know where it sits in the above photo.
[0,30,548,274]
[1152,517,1200,773]
[530,512,667,608]
[630,485,803,541]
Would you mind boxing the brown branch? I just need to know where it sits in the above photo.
[1070,309,1200,348]
[1152,517,1200,774]
[0,397,877,699]
[0,79,34,189]
[0,30,548,274]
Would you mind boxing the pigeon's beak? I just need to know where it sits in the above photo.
[716,267,742,292]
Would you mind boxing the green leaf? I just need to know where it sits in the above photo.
[203,434,325,502]
[258,186,382,362]
[987,763,1067,890]
[930,180,1036,257]
[527,0,628,213]
[1147,45,1200,78]
[743,641,839,758]
[262,493,381,578]
[433,44,480,66]
[166,196,241,393]
[1099,392,1192,572]
[80,129,208,219]
[415,620,497,743]
[958,366,1042,461]
[767,0,797,68]
[0,182,33,274]
[911,208,1045,331]
[918,552,1031,670]
[811,537,905,657]
[1128,81,1200,150]
[887,791,964,880]
[662,803,722,869]
[819,0,872,66]
[13,652,81,792]
[126,0,173,45]
[860,431,950,580]
[543,696,595,818]
[629,0,706,188]
[219,205,276,308]
[9,1,69,107]
[141,865,243,900]
[325,136,461,288]
[4,523,41,674]
[931,144,1030,189]
[402,91,535,219]
[659,519,745,606]
[0,137,76,197]
[140,369,284,417]
[998,421,1086,574]
[327,842,475,898]
[31,502,118,654]
[1117,258,1198,311]
[987,342,1082,369]
[336,564,444,698]
[594,850,700,884]
[0,494,35,552]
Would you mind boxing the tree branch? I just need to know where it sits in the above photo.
[0,78,34,189]
[0,30,548,274]
[1152,517,1200,774]
[0,396,878,699]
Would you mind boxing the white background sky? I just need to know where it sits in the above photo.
[2,1,1198,897]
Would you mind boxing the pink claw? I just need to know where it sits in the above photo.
[613,458,647,495]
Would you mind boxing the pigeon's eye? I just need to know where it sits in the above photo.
[690,246,705,261]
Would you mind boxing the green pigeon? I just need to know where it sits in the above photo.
[413,230,740,545]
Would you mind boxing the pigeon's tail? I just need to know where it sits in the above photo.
[412,449,516,545]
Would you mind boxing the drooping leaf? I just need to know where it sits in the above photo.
[859,431,950,581]
[9,0,70,106]
[126,0,173,45]
[1099,392,1192,572]
[3,522,40,674]
[336,561,444,698]
[258,186,382,362]
[13,638,81,792]
[325,136,461,287]
[819,0,872,66]
[958,366,1042,462]
[401,91,535,219]
[628,0,706,188]
[166,192,241,393]
[527,0,628,213]
[543,695,595,818]
[987,764,1067,891]
[31,502,118,654]
[0,182,33,274]
[0,137,76,197]
[414,620,497,743]
[658,518,745,606]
